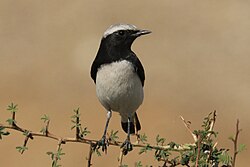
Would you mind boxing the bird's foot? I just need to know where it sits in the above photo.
[95,136,109,153]
[121,139,133,155]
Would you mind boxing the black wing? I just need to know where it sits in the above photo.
[127,52,145,87]
[90,57,99,83]
[134,57,145,87]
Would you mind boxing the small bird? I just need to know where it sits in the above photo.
[90,23,151,154]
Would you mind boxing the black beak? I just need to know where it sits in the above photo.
[132,29,152,37]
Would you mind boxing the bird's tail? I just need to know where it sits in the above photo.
[121,112,141,134]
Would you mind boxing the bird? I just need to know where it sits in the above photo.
[90,23,151,154]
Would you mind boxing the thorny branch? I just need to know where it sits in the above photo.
[0,106,244,167]
[232,119,242,167]
[0,108,195,167]
[180,110,217,143]
[0,122,195,166]
[180,115,198,142]
[195,135,201,167]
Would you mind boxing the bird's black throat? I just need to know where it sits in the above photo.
[90,36,145,86]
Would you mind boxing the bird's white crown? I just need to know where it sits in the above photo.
[103,23,137,38]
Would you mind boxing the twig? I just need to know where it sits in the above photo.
[1,122,195,152]
[75,109,80,140]
[87,143,94,167]
[118,149,124,166]
[12,111,16,126]
[207,110,216,139]
[206,141,218,163]
[21,131,33,154]
[180,116,198,142]
[181,111,217,143]
[55,139,64,163]
[232,119,241,167]
[195,135,201,167]
[2,108,223,166]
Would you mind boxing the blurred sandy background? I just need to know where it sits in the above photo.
[0,0,249,166]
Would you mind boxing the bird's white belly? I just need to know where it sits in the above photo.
[96,60,143,118]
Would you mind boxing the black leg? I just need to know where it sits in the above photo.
[103,111,112,138]
[127,117,131,141]
[121,117,133,155]
[96,111,112,153]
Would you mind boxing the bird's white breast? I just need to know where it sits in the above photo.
[96,60,143,119]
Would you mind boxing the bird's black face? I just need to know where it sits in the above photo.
[105,30,139,49]
[96,25,151,62]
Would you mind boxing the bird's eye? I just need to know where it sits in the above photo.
[118,30,125,36]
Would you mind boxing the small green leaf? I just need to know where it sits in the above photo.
[109,130,119,142]
[139,133,147,144]
[156,134,166,146]
[40,127,46,134]
[180,153,190,165]
[7,103,18,113]
[139,144,152,154]
[154,149,170,161]
[0,127,10,139]
[95,149,101,156]
[238,144,246,153]
[47,151,53,156]
[23,130,30,137]
[16,146,28,153]
[228,135,234,141]
[79,127,90,138]
[47,147,65,167]
[120,164,128,167]
[135,161,143,167]
[71,108,81,130]
[6,118,16,125]
[168,141,177,149]
[41,114,50,123]
[218,151,231,165]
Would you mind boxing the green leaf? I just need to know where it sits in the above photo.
[156,134,166,146]
[154,149,170,161]
[47,151,53,156]
[7,103,18,113]
[95,149,102,156]
[120,165,128,167]
[168,141,179,149]
[16,146,28,153]
[218,151,231,165]
[41,114,50,123]
[6,118,16,125]
[228,135,234,141]
[23,130,30,137]
[135,161,143,167]
[238,144,246,153]
[79,127,90,138]
[109,130,119,142]
[40,127,46,134]
[0,127,10,139]
[71,108,81,130]
[180,153,190,165]
[71,125,76,130]
[139,144,152,154]
[47,147,65,167]
[120,164,128,167]
[139,133,147,144]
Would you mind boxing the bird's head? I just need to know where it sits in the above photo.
[102,23,151,50]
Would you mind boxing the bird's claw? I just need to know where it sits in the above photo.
[95,136,109,153]
[121,139,133,155]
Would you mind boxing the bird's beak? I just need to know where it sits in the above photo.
[132,29,152,37]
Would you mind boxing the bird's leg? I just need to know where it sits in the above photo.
[121,117,133,155]
[96,110,112,153]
